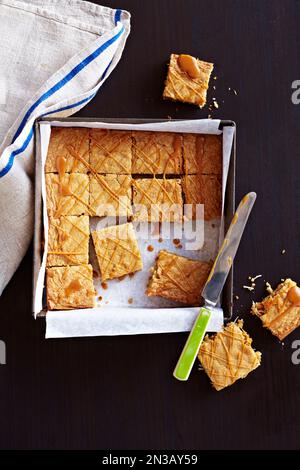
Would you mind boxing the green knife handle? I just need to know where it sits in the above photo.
[173,308,211,381]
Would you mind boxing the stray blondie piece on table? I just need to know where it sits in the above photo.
[163,54,214,108]
[251,278,300,340]
[198,321,262,391]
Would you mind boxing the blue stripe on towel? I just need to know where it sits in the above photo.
[12,25,124,143]
[114,9,122,24]
[0,92,96,177]
[0,128,34,177]
[0,24,124,178]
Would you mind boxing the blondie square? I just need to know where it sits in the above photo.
[46,264,96,310]
[198,321,262,391]
[45,127,89,173]
[251,279,300,340]
[90,129,132,174]
[89,174,132,217]
[146,250,212,305]
[47,215,89,267]
[45,173,90,217]
[183,134,222,175]
[163,54,214,108]
[91,223,143,281]
[132,131,182,174]
[183,174,221,220]
[133,178,183,222]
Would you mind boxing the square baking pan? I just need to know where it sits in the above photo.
[33,117,236,321]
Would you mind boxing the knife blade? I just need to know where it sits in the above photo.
[173,192,257,381]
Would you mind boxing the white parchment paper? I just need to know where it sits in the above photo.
[34,119,235,338]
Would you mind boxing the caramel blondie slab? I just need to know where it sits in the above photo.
[183,134,222,175]
[146,250,212,306]
[252,279,300,340]
[90,129,132,174]
[132,131,182,174]
[46,264,96,310]
[45,127,89,173]
[183,174,221,220]
[198,321,262,391]
[46,173,90,217]
[163,54,214,108]
[47,215,89,267]
[92,223,143,281]
[89,174,132,217]
[133,178,183,222]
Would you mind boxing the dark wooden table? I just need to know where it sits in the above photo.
[0,0,299,450]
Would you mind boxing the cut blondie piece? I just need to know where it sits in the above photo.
[46,264,96,310]
[183,174,221,220]
[132,131,182,174]
[90,129,132,174]
[45,127,89,173]
[183,134,222,175]
[46,173,90,217]
[251,279,300,340]
[146,250,212,305]
[91,223,143,281]
[89,174,132,217]
[47,215,89,267]
[198,321,262,391]
[132,178,183,222]
[163,54,214,108]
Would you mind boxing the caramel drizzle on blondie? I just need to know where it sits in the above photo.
[90,130,131,173]
[47,218,89,264]
[95,227,141,280]
[201,325,260,389]
[132,133,182,175]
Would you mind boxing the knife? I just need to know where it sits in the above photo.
[173,191,257,381]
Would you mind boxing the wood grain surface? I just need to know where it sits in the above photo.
[0,0,299,450]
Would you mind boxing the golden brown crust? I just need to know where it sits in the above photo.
[91,223,143,281]
[45,127,89,173]
[132,178,183,222]
[251,279,300,340]
[132,131,182,174]
[203,135,222,175]
[46,264,96,310]
[183,174,221,220]
[90,129,132,174]
[146,250,212,305]
[198,321,262,391]
[45,173,90,217]
[89,174,132,217]
[163,54,214,107]
[47,215,89,267]
[183,134,222,175]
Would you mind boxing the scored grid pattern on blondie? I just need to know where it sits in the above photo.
[47,215,89,267]
[198,321,262,391]
[146,250,212,305]
[163,54,214,108]
[45,127,223,309]
[91,223,143,281]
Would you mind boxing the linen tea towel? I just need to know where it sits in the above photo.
[0,0,131,295]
